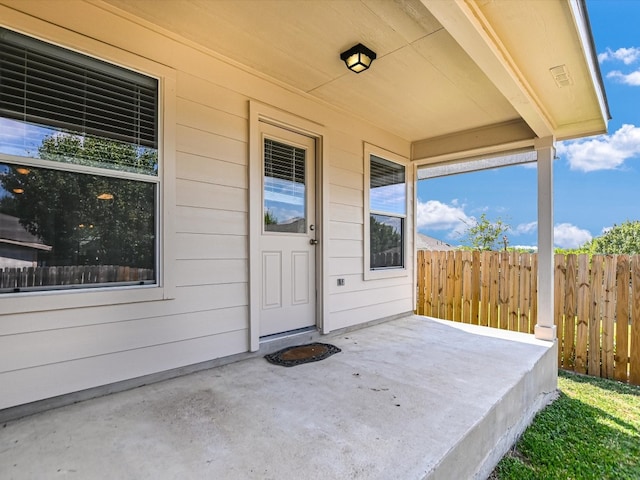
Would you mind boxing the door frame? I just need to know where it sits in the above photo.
[248,101,327,351]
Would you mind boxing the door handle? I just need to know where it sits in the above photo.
[309,239,318,245]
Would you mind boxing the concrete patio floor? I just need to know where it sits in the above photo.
[0,315,556,480]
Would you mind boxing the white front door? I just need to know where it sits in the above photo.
[259,122,316,337]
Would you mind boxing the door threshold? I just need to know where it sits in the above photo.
[259,326,320,354]
[260,326,317,342]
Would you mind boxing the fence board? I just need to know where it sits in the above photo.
[508,252,519,331]
[417,251,426,315]
[471,250,481,325]
[446,251,455,321]
[615,256,630,382]
[589,255,604,377]
[480,251,491,327]
[602,255,616,379]
[499,252,509,330]
[430,250,439,317]
[554,254,566,365]
[438,251,448,319]
[575,254,590,374]
[530,254,538,334]
[462,251,472,323]
[489,252,499,329]
[519,253,531,333]
[564,254,577,370]
[631,256,640,385]
[453,251,463,322]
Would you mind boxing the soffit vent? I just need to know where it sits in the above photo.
[550,64,573,87]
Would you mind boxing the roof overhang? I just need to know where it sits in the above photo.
[8,0,607,164]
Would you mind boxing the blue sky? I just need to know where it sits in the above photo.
[416,0,640,250]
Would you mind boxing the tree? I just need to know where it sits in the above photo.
[463,213,510,251]
[584,220,640,254]
[0,134,157,268]
[370,215,402,266]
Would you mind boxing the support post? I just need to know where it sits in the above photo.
[535,136,557,341]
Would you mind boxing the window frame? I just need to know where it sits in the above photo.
[363,143,409,280]
[0,26,176,314]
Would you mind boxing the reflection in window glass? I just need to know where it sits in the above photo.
[369,154,406,270]
[263,138,306,233]
[370,155,405,215]
[370,214,404,268]
[0,118,158,176]
[0,162,155,292]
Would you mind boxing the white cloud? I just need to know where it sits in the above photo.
[556,124,640,171]
[598,47,640,65]
[416,199,473,239]
[512,245,538,252]
[513,221,537,235]
[554,223,592,249]
[607,70,640,86]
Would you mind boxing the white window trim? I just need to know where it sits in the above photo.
[0,25,176,315]
[364,143,409,281]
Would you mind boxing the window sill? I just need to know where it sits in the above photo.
[364,267,409,281]
[0,284,173,316]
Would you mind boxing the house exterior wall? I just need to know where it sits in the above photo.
[0,1,413,410]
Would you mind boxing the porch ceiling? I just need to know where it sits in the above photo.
[101,0,608,158]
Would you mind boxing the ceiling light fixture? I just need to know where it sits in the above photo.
[15,167,30,175]
[12,188,24,194]
[340,43,377,74]
[97,193,114,200]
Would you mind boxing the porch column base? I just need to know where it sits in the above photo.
[534,324,557,341]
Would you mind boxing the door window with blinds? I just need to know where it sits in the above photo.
[369,153,406,270]
[0,27,158,293]
[263,137,307,233]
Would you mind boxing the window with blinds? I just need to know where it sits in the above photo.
[0,28,159,293]
[0,27,158,175]
[369,154,406,269]
[263,138,307,233]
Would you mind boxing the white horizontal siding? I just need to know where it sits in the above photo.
[0,288,247,337]
[177,152,247,188]
[176,125,246,163]
[328,165,363,190]
[0,307,248,373]
[177,97,247,143]
[175,259,247,287]
[329,239,362,258]
[175,233,247,260]
[329,299,414,331]
[329,184,363,208]
[0,329,248,410]
[329,221,363,241]
[327,257,363,276]
[328,203,363,224]
[328,273,412,295]
[175,207,246,236]
[177,71,248,118]
[330,284,411,313]
[176,179,246,212]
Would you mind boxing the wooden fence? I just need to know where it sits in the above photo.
[417,250,640,386]
[0,265,154,290]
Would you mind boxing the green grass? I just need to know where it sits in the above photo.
[493,370,640,480]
